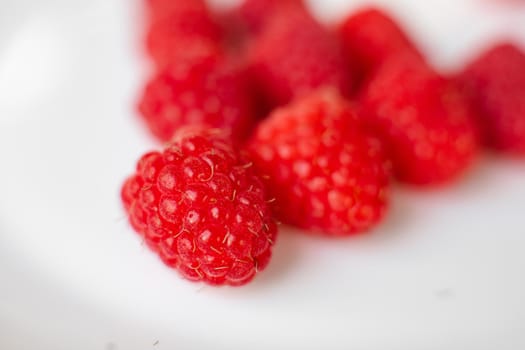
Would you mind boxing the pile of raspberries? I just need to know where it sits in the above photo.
[121,0,525,286]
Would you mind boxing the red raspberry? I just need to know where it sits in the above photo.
[144,0,223,68]
[359,55,479,185]
[138,58,255,144]
[248,8,353,108]
[339,7,422,88]
[457,43,525,155]
[237,0,306,33]
[121,126,277,286]
[247,89,390,236]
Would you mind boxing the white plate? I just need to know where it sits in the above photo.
[1,0,525,349]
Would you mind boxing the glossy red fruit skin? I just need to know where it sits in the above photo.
[121,127,277,286]
[338,7,422,88]
[248,8,353,108]
[237,0,306,34]
[138,58,255,144]
[359,55,479,185]
[457,43,525,155]
[247,89,390,236]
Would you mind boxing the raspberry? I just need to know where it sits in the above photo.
[121,126,277,286]
[138,58,255,144]
[339,7,422,88]
[144,0,223,68]
[457,43,525,155]
[247,89,390,236]
[359,55,479,185]
[237,0,306,33]
[248,8,353,108]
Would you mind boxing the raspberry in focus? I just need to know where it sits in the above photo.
[121,126,277,286]
[248,89,390,236]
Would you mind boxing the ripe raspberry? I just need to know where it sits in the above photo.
[457,43,525,155]
[360,55,479,185]
[138,58,255,144]
[248,8,353,108]
[339,7,422,88]
[237,0,306,33]
[121,126,277,286]
[247,89,390,236]
[144,0,223,68]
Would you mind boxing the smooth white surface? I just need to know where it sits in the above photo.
[1,0,525,349]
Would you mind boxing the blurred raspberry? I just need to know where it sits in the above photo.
[360,55,479,185]
[248,8,353,108]
[458,42,525,155]
[144,0,223,68]
[339,7,423,89]
[138,58,255,144]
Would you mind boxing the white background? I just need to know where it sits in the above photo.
[0,0,524,349]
